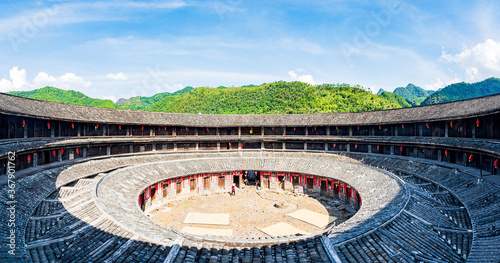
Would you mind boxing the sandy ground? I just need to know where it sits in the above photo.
[149,187,350,237]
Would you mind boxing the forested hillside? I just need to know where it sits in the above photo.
[8,86,118,109]
[421,77,500,105]
[117,86,194,111]
[393,84,434,106]
[149,81,402,114]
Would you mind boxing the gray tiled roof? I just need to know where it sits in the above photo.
[1,92,499,126]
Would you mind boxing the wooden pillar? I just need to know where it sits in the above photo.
[174,143,178,151]
[306,127,309,136]
[348,127,352,136]
[326,127,330,136]
[304,142,307,150]
[238,127,241,136]
[283,127,286,136]
[196,143,199,151]
[261,127,264,136]
[445,124,449,137]
[107,146,111,155]
[390,146,394,155]
[217,142,220,150]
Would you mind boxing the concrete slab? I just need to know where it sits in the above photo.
[286,209,336,228]
[183,212,230,225]
[260,222,310,237]
[181,226,233,236]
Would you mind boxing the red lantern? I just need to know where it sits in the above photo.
[228,142,231,146]
[27,155,31,163]
[207,127,209,131]
[76,148,80,154]
[60,149,64,154]
[355,144,358,149]
[186,127,188,131]
[377,145,379,150]
[495,159,499,169]
[336,126,339,130]
[141,126,144,131]
[426,123,429,129]
[52,150,56,156]
[400,146,403,152]
[314,126,317,130]
[378,125,381,130]
[71,123,74,129]
[294,127,296,131]
[476,119,480,127]
[119,125,122,130]
[333,143,336,148]
[357,126,360,130]
[164,126,167,130]
[445,150,448,156]
[272,127,274,130]
[402,124,404,129]
[47,122,51,129]
[95,124,99,129]
[450,121,453,128]
[468,154,473,162]
[22,119,25,127]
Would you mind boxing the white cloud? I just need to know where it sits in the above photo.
[288,70,315,85]
[423,76,462,91]
[34,72,91,90]
[0,67,91,92]
[441,39,500,82]
[102,95,117,102]
[106,72,128,81]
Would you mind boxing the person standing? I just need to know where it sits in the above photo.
[231,183,236,196]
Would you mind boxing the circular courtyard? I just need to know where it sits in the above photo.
[148,187,354,238]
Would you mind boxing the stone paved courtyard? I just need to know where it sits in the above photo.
[149,187,351,237]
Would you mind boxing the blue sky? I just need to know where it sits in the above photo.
[1,0,499,101]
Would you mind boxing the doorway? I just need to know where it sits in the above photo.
[320,180,327,195]
[233,175,240,187]
[151,187,156,202]
[218,175,225,189]
[176,181,182,194]
[204,176,210,190]
[190,178,196,191]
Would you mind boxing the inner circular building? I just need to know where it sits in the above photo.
[0,93,499,262]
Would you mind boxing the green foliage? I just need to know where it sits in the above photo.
[393,83,434,106]
[118,86,194,111]
[149,81,402,114]
[421,77,500,105]
[7,86,118,109]
[377,91,411,107]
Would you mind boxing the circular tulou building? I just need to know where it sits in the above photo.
[0,92,499,263]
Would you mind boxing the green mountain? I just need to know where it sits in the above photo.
[393,83,434,106]
[7,86,119,109]
[421,77,500,105]
[149,81,402,114]
[377,91,411,107]
[118,86,194,111]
